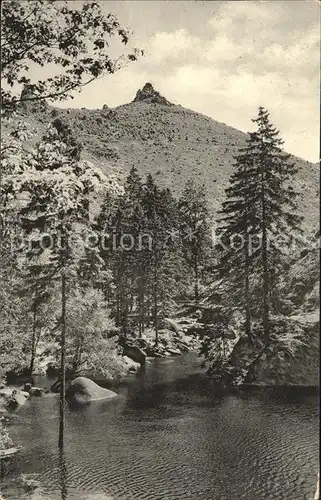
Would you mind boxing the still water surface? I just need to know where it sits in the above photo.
[4,354,319,499]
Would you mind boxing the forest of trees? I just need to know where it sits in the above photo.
[0,114,213,378]
[0,104,306,390]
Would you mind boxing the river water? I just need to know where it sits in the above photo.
[2,353,319,500]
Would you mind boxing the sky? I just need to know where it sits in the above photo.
[55,0,320,162]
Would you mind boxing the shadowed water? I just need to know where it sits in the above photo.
[2,354,319,499]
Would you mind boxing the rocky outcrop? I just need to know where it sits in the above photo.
[119,336,146,366]
[66,377,117,404]
[245,316,319,386]
[122,356,140,373]
[163,318,181,335]
[133,83,172,106]
[123,343,146,366]
[208,312,319,388]
[118,319,201,360]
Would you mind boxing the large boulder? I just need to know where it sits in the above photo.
[122,343,146,366]
[245,318,320,386]
[174,340,189,352]
[166,348,181,356]
[163,318,182,335]
[24,383,44,396]
[122,356,140,373]
[66,377,117,404]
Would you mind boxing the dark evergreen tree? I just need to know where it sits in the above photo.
[217,107,302,345]
[121,167,145,333]
[216,147,258,341]
[141,176,180,345]
[178,180,211,301]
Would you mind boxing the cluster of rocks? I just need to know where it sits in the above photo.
[0,387,30,411]
[119,317,202,365]
[0,383,46,411]
[133,82,173,106]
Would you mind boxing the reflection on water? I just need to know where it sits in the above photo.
[59,449,68,500]
[2,354,319,500]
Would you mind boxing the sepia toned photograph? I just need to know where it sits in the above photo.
[0,1,319,499]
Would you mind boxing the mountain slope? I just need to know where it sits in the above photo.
[8,83,319,227]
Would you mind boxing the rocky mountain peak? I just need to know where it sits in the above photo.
[133,82,172,105]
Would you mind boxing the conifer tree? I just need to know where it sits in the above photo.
[97,167,144,333]
[95,190,120,304]
[218,107,302,345]
[217,148,258,341]
[142,176,179,344]
[124,168,147,335]
[178,180,211,301]
[120,167,145,333]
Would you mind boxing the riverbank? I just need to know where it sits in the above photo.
[23,317,202,381]
[0,319,202,471]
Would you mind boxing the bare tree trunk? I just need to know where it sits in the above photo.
[244,234,252,342]
[59,448,68,500]
[115,260,123,328]
[141,287,145,333]
[261,179,269,345]
[59,270,66,450]
[193,249,199,302]
[153,246,158,347]
[139,269,146,336]
[116,287,120,327]
[29,303,38,379]
[138,279,142,337]
[146,282,151,327]
[142,280,146,334]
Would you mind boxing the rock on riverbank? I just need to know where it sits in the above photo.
[66,377,117,404]
[0,387,30,410]
[119,318,202,364]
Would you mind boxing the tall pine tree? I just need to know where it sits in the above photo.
[218,107,302,345]
[178,180,210,302]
